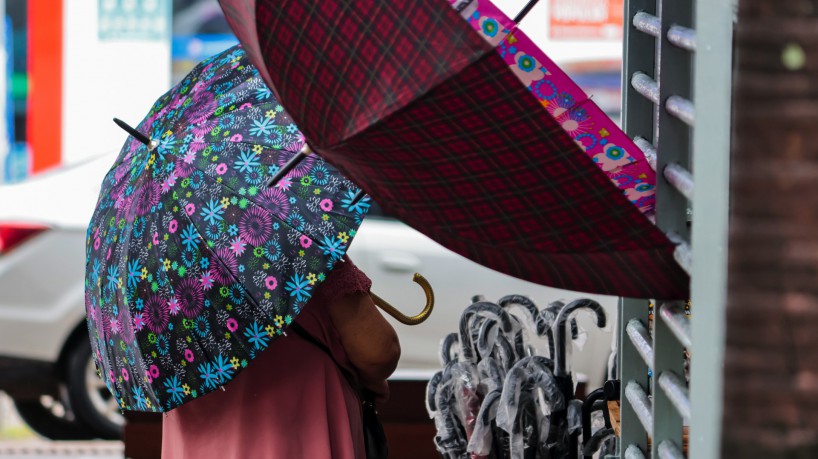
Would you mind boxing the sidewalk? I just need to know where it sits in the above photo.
[0,440,122,458]
[1,392,123,458]
[0,392,30,440]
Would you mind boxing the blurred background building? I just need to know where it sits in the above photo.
[0,0,624,182]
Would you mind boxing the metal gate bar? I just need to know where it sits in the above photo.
[617,0,734,457]
[687,0,734,456]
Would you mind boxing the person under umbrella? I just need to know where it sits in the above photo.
[86,45,432,458]
[162,254,398,458]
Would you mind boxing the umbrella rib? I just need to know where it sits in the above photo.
[168,140,362,239]
[313,1,376,143]
[303,4,495,147]
[333,48,496,151]
[172,208,267,388]
[92,166,158,406]
[166,103,299,154]
[174,201,351,370]
[169,168,354,310]
[188,90,306,144]
[144,213,225,405]
[189,137,299,157]
[266,144,311,187]
[349,189,367,207]
[333,47,656,253]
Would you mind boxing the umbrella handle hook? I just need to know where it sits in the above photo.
[371,273,434,325]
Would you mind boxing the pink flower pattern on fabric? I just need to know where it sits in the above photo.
[450,0,657,213]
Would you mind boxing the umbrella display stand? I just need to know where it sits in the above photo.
[426,295,609,458]
[600,380,690,457]
[613,0,734,455]
[605,407,690,457]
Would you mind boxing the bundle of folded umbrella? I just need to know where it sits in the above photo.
[426,294,616,459]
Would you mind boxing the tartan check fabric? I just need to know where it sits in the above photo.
[219,0,689,298]
[223,0,492,147]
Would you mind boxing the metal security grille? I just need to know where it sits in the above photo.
[616,0,734,457]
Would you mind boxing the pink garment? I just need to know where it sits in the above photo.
[162,257,371,459]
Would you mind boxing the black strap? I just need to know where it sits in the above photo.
[289,322,361,394]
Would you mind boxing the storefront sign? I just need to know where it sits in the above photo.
[549,0,624,40]
[98,0,170,41]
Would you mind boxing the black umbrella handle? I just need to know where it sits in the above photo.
[555,299,607,376]
[426,370,444,411]
[440,333,460,365]
[581,387,608,457]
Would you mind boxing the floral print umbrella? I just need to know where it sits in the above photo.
[451,0,657,213]
[84,45,368,412]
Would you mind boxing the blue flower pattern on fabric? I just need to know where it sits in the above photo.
[84,45,368,412]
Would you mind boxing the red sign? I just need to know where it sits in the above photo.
[549,0,624,40]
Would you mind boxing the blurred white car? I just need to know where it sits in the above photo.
[0,154,617,439]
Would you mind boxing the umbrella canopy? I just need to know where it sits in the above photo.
[85,45,368,412]
[218,0,688,299]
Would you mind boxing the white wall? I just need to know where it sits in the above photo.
[62,0,172,165]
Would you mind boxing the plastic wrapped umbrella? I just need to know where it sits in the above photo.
[546,299,608,459]
[429,293,614,458]
[428,294,559,458]
[218,0,689,299]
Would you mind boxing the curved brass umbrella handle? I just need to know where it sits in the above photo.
[371,273,434,325]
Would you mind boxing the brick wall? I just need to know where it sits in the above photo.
[723,1,818,456]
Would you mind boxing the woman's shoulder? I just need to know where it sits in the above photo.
[313,256,372,305]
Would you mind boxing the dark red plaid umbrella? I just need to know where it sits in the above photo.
[217,0,688,299]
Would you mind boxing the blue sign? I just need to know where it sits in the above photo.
[172,34,238,61]
[98,0,171,41]
[4,143,29,183]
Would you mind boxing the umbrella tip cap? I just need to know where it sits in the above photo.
[113,117,152,147]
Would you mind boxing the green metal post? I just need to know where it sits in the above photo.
[621,0,658,142]
[688,0,733,457]
[619,297,650,454]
